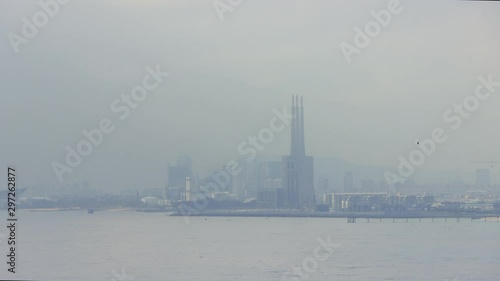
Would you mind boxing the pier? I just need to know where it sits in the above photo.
[346,214,498,223]
[171,209,500,222]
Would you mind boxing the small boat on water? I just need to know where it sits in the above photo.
[87,209,94,214]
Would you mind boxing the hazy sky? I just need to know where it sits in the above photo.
[1,0,500,190]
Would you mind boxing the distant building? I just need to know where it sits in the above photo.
[343,172,353,193]
[233,159,259,199]
[282,96,315,209]
[258,160,283,190]
[476,169,490,188]
[264,179,282,189]
[317,177,329,193]
[332,193,387,212]
[329,192,434,212]
[141,196,160,206]
[185,177,192,202]
[230,163,247,200]
[260,161,282,180]
[257,188,284,209]
[230,156,283,201]
[257,175,283,209]
[323,193,334,209]
[167,156,192,201]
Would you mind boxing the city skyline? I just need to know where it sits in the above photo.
[2,1,500,192]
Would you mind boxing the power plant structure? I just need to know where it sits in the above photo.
[282,95,315,209]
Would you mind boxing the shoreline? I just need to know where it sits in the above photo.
[170,210,500,219]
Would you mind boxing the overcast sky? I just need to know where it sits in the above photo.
[1,0,500,190]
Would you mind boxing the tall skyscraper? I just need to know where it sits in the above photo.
[282,95,315,209]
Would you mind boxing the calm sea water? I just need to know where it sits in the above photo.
[1,210,499,281]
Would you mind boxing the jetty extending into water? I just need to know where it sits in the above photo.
[170,209,500,222]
